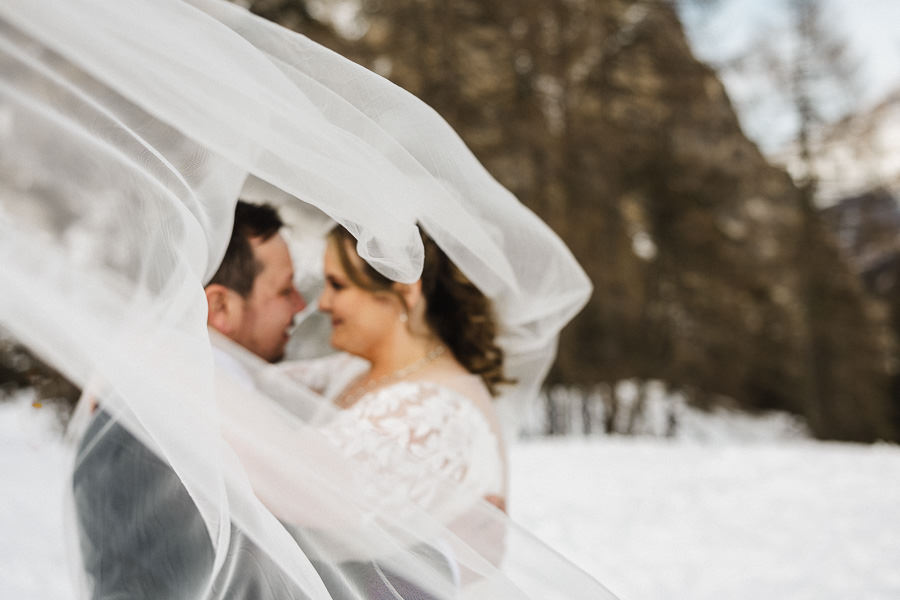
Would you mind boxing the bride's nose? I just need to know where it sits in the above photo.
[318,286,332,312]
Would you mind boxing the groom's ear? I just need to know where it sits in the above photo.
[205,283,242,335]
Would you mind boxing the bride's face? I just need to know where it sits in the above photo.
[319,238,404,360]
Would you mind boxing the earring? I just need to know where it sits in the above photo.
[399,312,409,323]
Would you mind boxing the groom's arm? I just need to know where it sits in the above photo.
[72,410,214,599]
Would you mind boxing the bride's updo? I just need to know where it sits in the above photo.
[328,226,512,397]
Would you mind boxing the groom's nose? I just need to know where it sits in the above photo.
[291,287,306,314]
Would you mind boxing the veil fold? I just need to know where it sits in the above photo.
[0,0,609,598]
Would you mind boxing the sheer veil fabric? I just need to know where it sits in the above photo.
[0,0,615,598]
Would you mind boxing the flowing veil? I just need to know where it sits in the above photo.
[0,0,615,598]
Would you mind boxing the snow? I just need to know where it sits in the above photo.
[510,438,900,600]
[3,392,900,600]
[0,393,72,600]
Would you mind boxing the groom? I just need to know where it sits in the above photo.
[72,201,310,599]
[204,200,306,365]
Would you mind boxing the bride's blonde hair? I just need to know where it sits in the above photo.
[328,226,513,397]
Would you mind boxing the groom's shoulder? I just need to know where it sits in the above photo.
[75,409,158,468]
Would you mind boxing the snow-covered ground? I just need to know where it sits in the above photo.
[3,392,900,600]
[511,439,900,600]
[1,394,72,599]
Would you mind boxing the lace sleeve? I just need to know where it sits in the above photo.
[319,382,504,515]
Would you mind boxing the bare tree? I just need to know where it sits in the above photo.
[784,0,858,192]
[684,0,859,196]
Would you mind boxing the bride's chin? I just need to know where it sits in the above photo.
[329,332,346,353]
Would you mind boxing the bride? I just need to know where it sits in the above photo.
[269,223,514,597]
[0,0,617,598]
[283,225,510,514]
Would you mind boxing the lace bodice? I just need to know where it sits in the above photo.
[277,355,507,514]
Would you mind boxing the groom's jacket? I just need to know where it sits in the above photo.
[73,409,311,600]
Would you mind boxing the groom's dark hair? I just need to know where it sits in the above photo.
[207,200,284,297]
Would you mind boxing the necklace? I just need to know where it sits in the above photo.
[337,345,446,409]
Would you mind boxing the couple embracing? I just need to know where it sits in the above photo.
[74,201,510,599]
[3,0,619,597]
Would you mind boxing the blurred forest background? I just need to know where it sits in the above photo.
[3,0,900,442]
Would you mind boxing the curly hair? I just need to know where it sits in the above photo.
[328,226,513,397]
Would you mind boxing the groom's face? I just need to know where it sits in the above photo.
[230,234,306,362]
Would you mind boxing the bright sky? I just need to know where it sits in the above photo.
[677,0,900,153]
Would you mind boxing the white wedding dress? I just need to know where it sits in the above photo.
[279,355,508,516]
